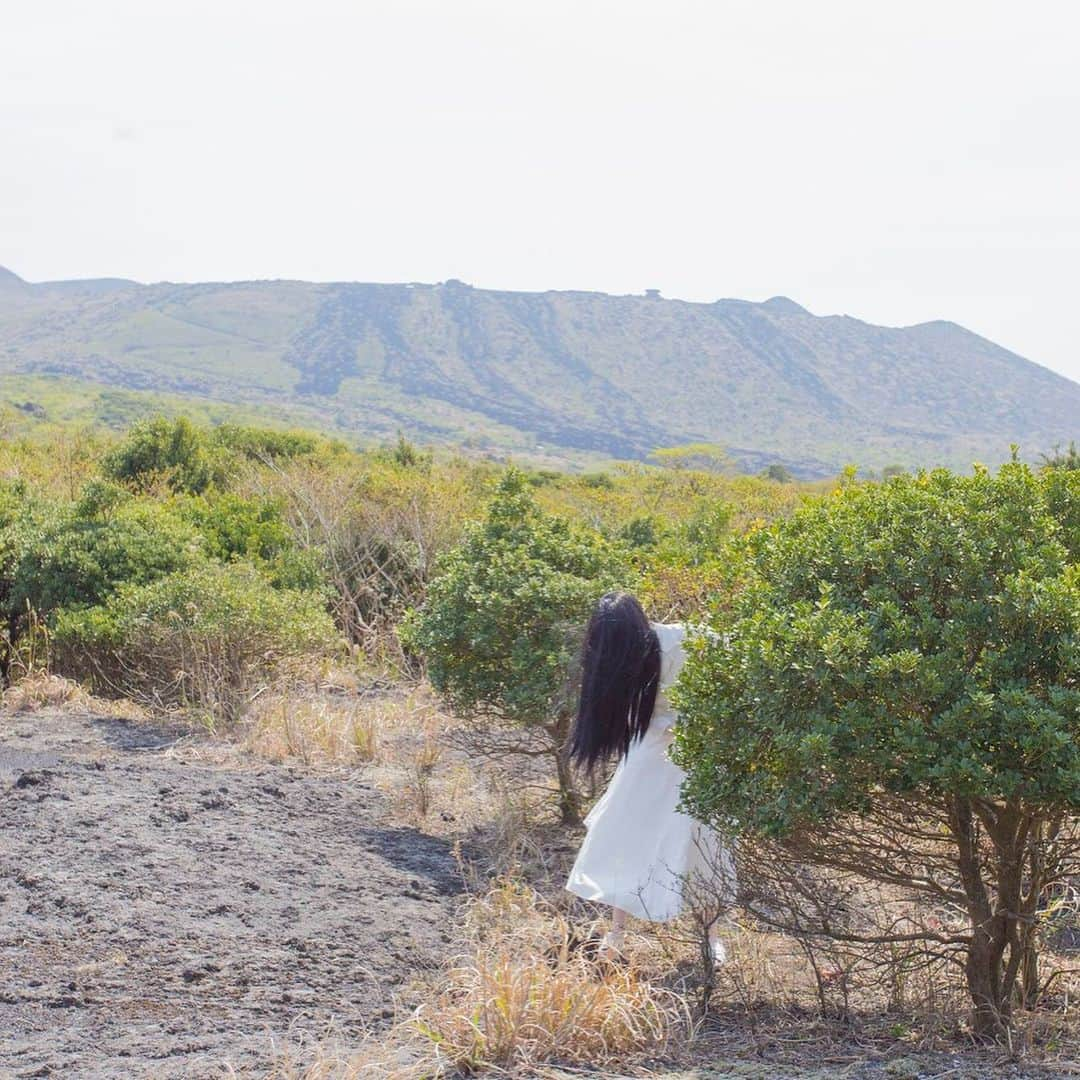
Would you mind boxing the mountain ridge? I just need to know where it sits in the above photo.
[0,267,1076,477]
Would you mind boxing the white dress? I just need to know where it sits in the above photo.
[566,622,736,922]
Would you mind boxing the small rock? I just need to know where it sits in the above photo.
[15,770,51,789]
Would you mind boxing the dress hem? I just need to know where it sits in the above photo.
[564,881,681,923]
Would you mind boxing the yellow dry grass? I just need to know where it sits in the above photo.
[238,680,496,830]
[414,879,689,1072]
[266,878,691,1079]
[242,689,382,766]
[0,670,139,720]
[1,672,90,713]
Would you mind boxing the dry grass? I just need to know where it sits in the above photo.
[402,731,442,820]
[257,1025,431,1080]
[89,659,569,843]
[238,679,499,831]
[413,879,689,1072]
[266,878,691,1080]
[650,910,1080,1073]
[365,686,513,831]
[1,672,90,713]
[0,670,142,721]
[243,689,382,766]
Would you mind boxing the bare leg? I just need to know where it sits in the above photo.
[701,906,727,966]
[709,932,727,966]
[601,906,629,956]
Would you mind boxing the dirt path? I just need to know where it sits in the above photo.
[0,708,461,1079]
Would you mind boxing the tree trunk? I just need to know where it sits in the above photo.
[965,925,1009,1040]
[1017,815,1047,1010]
[951,797,1010,1040]
[951,797,1047,1040]
[554,745,582,827]
[1020,937,1039,1010]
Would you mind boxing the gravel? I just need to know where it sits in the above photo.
[0,708,461,1078]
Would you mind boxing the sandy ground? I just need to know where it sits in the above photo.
[0,708,461,1079]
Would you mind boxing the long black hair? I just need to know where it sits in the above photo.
[568,591,661,774]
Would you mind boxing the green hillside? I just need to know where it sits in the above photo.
[1,266,1076,476]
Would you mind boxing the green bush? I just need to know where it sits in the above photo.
[74,478,133,517]
[53,562,339,721]
[102,416,221,494]
[763,463,793,483]
[210,423,321,462]
[673,463,1080,1038]
[634,499,736,620]
[619,514,664,549]
[178,492,325,591]
[371,431,431,469]
[0,480,32,643]
[9,498,204,617]
[402,469,631,822]
[680,498,734,553]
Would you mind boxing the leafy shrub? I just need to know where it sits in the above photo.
[619,514,664,549]
[74,478,133,517]
[578,472,615,490]
[533,463,756,621]
[763,463,793,483]
[52,562,340,721]
[178,492,325,591]
[673,463,1080,1039]
[210,423,321,462]
[681,498,734,551]
[0,480,37,675]
[370,431,431,469]
[102,416,221,494]
[402,469,630,822]
[9,498,203,617]
[0,480,30,605]
[636,499,736,620]
[526,468,562,487]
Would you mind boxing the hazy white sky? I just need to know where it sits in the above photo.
[3,0,1079,382]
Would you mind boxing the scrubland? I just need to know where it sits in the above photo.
[0,419,1077,1078]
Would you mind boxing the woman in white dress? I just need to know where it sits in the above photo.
[565,591,735,958]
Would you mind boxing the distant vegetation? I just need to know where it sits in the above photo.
[2,267,1078,476]
[1042,440,1080,471]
